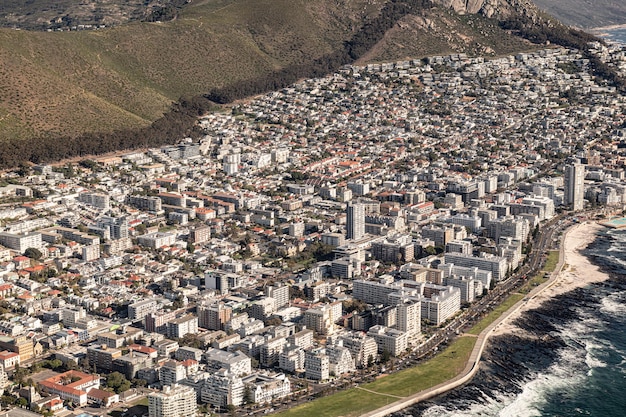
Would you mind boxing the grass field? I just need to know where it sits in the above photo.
[276,337,476,417]
[468,293,525,335]
[543,250,560,272]
[134,397,149,406]
[518,273,549,294]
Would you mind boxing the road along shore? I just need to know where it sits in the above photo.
[361,221,608,417]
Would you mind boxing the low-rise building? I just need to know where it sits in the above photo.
[38,370,100,407]
[242,372,291,404]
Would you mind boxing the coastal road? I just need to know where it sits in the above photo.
[359,210,613,417]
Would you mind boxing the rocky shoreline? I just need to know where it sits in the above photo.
[394,224,625,416]
[396,287,596,416]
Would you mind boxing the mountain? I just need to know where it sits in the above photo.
[0,0,611,166]
[0,0,388,143]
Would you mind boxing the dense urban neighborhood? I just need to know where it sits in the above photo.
[0,42,624,417]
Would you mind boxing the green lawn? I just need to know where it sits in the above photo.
[518,273,548,295]
[274,388,392,417]
[364,336,476,397]
[275,337,476,417]
[543,250,560,272]
[468,293,525,335]
[134,397,149,406]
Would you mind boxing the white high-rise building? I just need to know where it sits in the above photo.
[148,384,197,417]
[565,163,585,211]
[396,301,421,338]
[223,153,241,175]
[346,202,365,240]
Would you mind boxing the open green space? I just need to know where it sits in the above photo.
[543,250,560,272]
[134,397,149,406]
[519,272,549,294]
[365,336,476,397]
[468,293,525,335]
[275,336,476,417]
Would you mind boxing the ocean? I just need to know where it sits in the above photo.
[597,28,626,45]
[394,228,626,417]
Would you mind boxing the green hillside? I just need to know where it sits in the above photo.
[0,0,383,142]
[0,0,596,161]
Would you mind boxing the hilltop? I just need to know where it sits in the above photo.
[0,0,614,166]
[0,0,386,142]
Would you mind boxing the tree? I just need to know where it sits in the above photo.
[135,223,147,234]
[131,378,147,388]
[44,359,63,370]
[78,357,90,371]
[106,372,131,393]
[24,247,42,261]
[423,246,437,256]
[243,385,255,405]
[172,295,185,309]
[265,317,282,327]
[1,395,16,407]
[179,333,204,349]
[64,359,78,371]
[289,285,304,300]
[343,299,367,314]
[186,242,195,253]
[13,363,28,386]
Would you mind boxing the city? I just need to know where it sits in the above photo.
[0,41,623,417]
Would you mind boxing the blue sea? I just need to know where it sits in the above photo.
[395,228,626,417]
[598,28,626,45]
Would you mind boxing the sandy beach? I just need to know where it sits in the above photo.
[493,221,609,336]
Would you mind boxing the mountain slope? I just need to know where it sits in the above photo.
[0,0,597,158]
[0,0,383,141]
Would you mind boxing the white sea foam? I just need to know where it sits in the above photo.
[420,390,516,417]
[606,255,626,267]
[558,313,603,339]
[584,342,607,370]
[419,233,626,417]
[600,294,626,315]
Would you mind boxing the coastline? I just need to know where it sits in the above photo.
[410,219,626,417]
[282,221,611,417]
[589,23,626,32]
[359,221,603,417]
[492,221,608,337]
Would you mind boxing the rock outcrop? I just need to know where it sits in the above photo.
[433,0,540,20]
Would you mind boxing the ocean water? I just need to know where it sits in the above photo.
[396,228,626,417]
[599,28,626,45]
